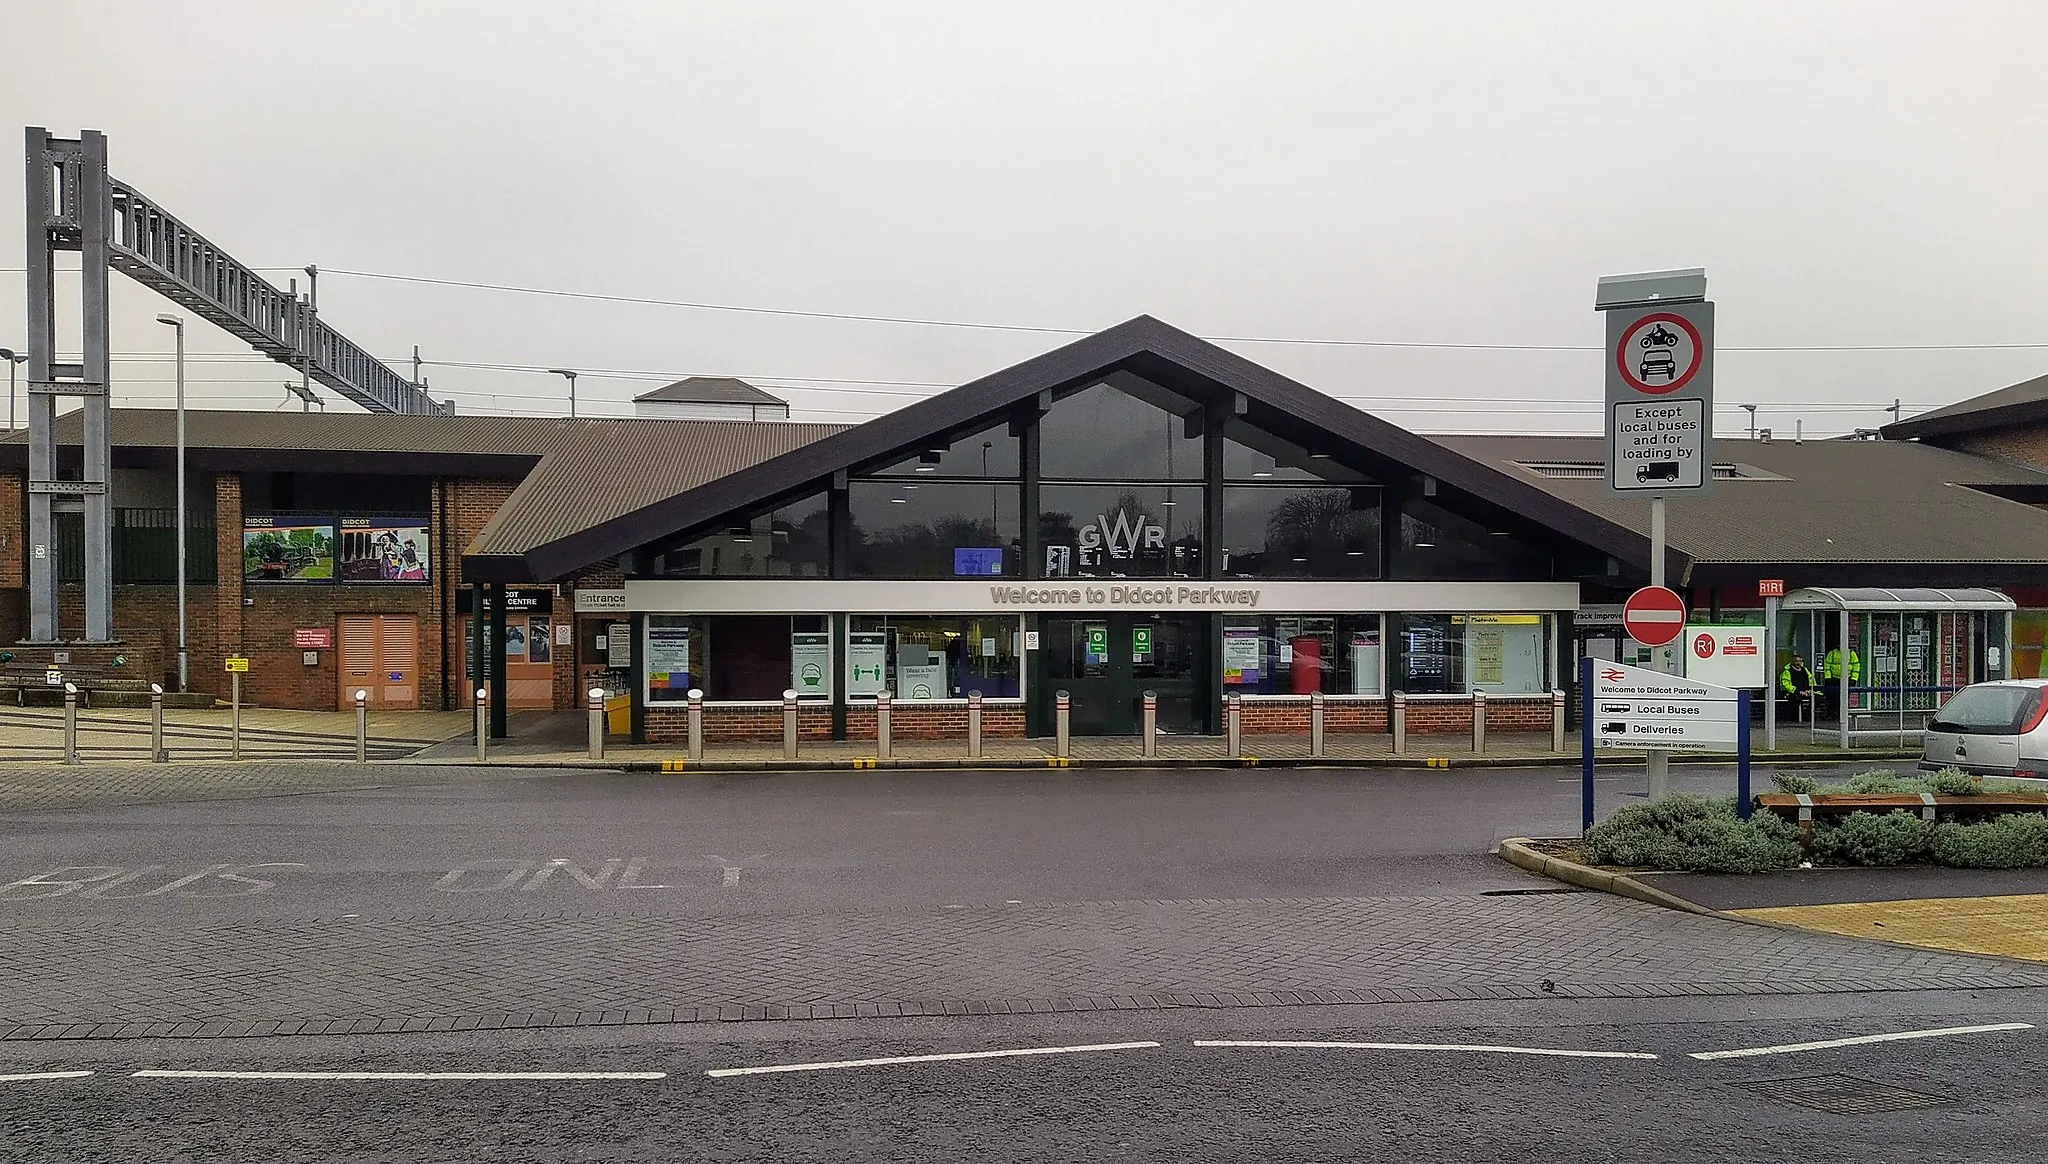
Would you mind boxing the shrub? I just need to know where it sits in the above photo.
[1924,767,1982,796]
[1813,811,1931,866]
[1583,794,1802,874]
[1930,814,2048,869]
[1770,773,1818,795]
[1838,770,1930,795]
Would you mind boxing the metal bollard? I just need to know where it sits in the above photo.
[1225,691,1243,758]
[1141,690,1157,759]
[354,689,369,763]
[150,683,167,764]
[1054,689,1071,758]
[687,688,705,761]
[63,682,79,765]
[876,690,893,760]
[782,689,799,760]
[1472,690,1487,755]
[1391,690,1407,756]
[966,691,983,759]
[1309,690,1325,758]
[587,686,606,760]
[1552,688,1566,753]
[474,687,489,762]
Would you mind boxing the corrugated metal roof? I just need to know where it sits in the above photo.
[0,408,576,454]
[1440,434,2048,567]
[465,417,845,557]
[632,377,788,406]
[1883,371,2048,441]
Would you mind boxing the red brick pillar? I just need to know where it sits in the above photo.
[213,473,243,684]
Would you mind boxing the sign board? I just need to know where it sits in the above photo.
[294,627,332,649]
[1603,300,1714,496]
[1684,625,1767,689]
[790,632,831,697]
[1757,579,1785,598]
[1131,625,1153,659]
[573,588,628,613]
[224,656,250,673]
[457,587,555,615]
[1222,627,1261,685]
[845,632,887,696]
[44,668,61,686]
[1622,586,1687,648]
[1590,660,1738,751]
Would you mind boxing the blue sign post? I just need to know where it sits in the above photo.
[1736,688,1753,820]
[1581,655,1596,835]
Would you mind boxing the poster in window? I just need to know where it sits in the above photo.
[846,632,888,696]
[529,616,552,664]
[243,517,335,582]
[1349,629,1382,696]
[646,626,691,698]
[337,518,431,583]
[953,547,1004,577]
[791,632,832,697]
[504,621,529,658]
[1222,627,1262,685]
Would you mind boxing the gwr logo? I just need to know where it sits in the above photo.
[1078,509,1166,557]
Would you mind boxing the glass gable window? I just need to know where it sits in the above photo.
[1395,500,1550,581]
[654,492,830,578]
[1220,486,1380,579]
[1039,376,1202,481]
[1220,423,1370,484]
[860,420,1021,478]
[848,480,1022,578]
[1039,484,1203,579]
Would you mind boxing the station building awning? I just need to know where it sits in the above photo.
[1779,587,2016,613]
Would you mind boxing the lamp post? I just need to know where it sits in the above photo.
[153,314,189,691]
[548,368,579,418]
[0,349,23,430]
[1740,403,1758,439]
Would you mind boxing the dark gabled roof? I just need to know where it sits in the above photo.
[479,314,1661,582]
[1882,371,2048,442]
[632,376,788,407]
[466,417,845,559]
[1441,433,2048,585]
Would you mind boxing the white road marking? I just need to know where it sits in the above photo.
[0,1070,94,1082]
[1688,1022,2035,1060]
[1194,1040,1659,1060]
[130,1070,667,1081]
[706,1040,1161,1077]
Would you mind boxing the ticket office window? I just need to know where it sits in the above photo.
[1220,615,1384,696]
[644,614,830,704]
[849,615,1023,699]
[1394,614,1550,695]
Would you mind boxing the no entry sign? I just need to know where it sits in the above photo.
[1622,586,1687,648]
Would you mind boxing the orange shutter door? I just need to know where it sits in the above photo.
[338,616,377,710]
[377,615,419,710]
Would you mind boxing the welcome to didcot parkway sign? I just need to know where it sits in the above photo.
[989,584,1262,607]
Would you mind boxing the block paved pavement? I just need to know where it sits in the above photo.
[0,761,529,812]
[5,890,2045,1040]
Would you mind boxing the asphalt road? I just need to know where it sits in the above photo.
[6,990,2044,1162]
[0,761,1810,919]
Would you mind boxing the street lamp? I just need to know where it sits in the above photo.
[0,348,24,431]
[153,313,190,692]
[548,368,579,418]
[1740,404,1758,440]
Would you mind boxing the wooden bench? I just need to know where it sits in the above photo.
[0,664,154,708]
[1756,791,2048,851]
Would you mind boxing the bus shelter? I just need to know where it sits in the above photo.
[1776,587,2015,748]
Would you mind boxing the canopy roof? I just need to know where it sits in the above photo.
[1779,586,2015,612]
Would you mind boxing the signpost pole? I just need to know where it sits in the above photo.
[1580,656,1596,835]
[1737,688,1753,820]
[1647,497,1670,800]
[1764,592,1780,752]
[230,669,241,761]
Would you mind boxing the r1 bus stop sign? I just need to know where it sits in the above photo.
[1600,269,1714,498]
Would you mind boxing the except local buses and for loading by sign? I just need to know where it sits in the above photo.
[1601,295,1714,498]
[1590,660,1738,751]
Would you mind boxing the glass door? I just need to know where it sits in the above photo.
[1132,613,1207,734]
[1041,616,1124,734]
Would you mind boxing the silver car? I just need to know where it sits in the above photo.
[1920,679,2048,780]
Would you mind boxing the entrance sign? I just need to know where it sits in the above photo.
[1602,297,1714,498]
[1590,660,1739,752]
[1684,625,1766,689]
[1622,586,1687,648]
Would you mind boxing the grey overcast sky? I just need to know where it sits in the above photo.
[3,0,2045,435]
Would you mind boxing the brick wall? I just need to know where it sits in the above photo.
[552,561,625,712]
[645,702,1030,744]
